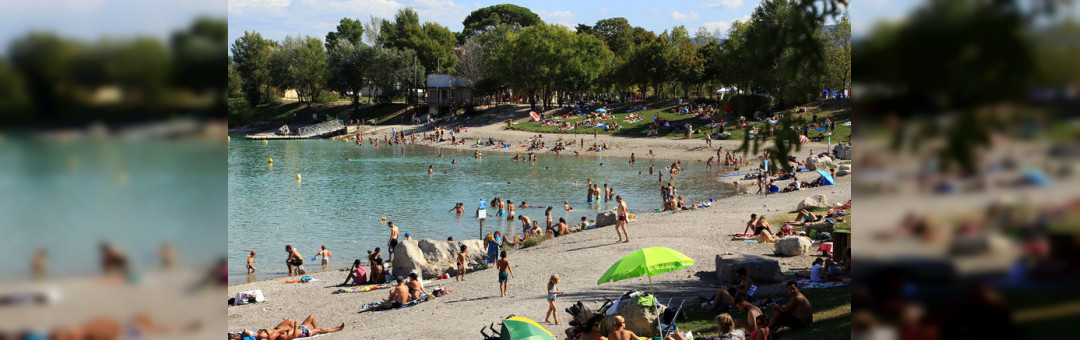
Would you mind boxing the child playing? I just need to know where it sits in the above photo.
[246,251,256,274]
[456,245,468,281]
[496,251,515,297]
[545,274,564,325]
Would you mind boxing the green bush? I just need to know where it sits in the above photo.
[727,94,772,116]
[519,234,552,249]
[314,90,337,103]
[227,98,254,128]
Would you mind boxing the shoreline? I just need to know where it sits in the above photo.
[228,173,851,339]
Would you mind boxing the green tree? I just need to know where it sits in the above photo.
[228,56,242,98]
[462,4,542,37]
[368,46,420,103]
[327,40,370,112]
[8,32,82,116]
[491,23,610,110]
[170,17,227,98]
[274,35,327,106]
[230,31,276,106]
[325,17,365,51]
[592,18,634,58]
[821,13,851,91]
[363,16,383,46]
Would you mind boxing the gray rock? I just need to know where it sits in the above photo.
[715,132,732,140]
[392,238,487,279]
[836,164,851,176]
[797,194,829,211]
[805,155,836,171]
[596,209,618,228]
[774,236,813,256]
[715,254,785,284]
[602,294,663,338]
[833,144,852,160]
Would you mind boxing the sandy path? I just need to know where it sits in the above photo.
[227,171,850,339]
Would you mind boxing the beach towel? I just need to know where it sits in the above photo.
[335,285,385,293]
[233,290,265,305]
[796,278,850,289]
[230,331,333,339]
[359,295,430,313]
[816,127,827,131]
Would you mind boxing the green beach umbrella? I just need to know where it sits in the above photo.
[596,247,695,338]
[596,247,696,290]
[500,316,555,340]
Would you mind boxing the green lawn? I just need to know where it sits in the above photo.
[678,286,850,340]
[508,100,851,143]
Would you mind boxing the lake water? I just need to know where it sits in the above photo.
[0,134,225,282]
[228,136,736,283]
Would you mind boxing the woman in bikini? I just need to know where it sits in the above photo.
[229,315,344,340]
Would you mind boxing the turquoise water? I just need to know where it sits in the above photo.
[0,134,226,282]
[228,136,735,283]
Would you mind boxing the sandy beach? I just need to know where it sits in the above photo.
[336,104,845,164]
[228,123,852,340]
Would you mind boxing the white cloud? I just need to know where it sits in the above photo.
[670,10,700,22]
[537,9,574,23]
[229,0,292,16]
[703,0,743,9]
[599,8,607,14]
[701,15,750,37]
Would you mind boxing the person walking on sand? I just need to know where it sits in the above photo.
[387,221,399,263]
[246,251,256,274]
[456,244,469,281]
[615,196,630,243]
[545,274,564,324]
[496,250,515,297]
[607,316,639,340]
[284,245,303,276]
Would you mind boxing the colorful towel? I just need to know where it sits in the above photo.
[359,296,430,312]
[336,285,385,293]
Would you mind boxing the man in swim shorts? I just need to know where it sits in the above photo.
[615,196,630,243]
[496,250,515,297]
[284,245,303,276]
[386,221,399,263]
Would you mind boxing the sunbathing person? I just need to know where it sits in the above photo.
[365,277,410,310]
[733,296,763,332]
[755,216,779,243]
[405,272,427,300]
[229,315,345,340]
[734,214,759,238]
[698,267,753,310]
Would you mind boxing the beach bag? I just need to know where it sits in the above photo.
[234,290,265,305]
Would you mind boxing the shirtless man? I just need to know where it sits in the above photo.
[518,215,534,237]
[555,218,570,236]
[456,245,469,281]
[405,272,427,301]
[733,296,762,332]
[387,221,399,263]
[496,250,515,297]
[607,316,639,340]
[615,196,630,243]
[284,245,303,276]
[366,278,410,310]
[768,281,813,333]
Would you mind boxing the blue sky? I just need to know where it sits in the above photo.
[227,0,811,47]
[0,0,223,55]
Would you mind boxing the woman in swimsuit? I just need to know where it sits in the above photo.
[545,207,553,228]
[228,315,344,340]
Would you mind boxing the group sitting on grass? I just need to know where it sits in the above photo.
[680,281,813,340]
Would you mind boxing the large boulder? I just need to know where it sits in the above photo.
[596,209,618,228]
[715,254,785,284]
[836,164,851,176]
[602,294,663,338]
[392,239,486,279]
[833,144,852,160]
[805,155,836,171]
[715,132,732,140]
[797,194,829,211]
[774,236,813,256]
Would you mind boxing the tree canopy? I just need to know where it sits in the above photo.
[462,4,542,37]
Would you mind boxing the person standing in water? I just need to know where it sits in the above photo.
[316,245,331,266]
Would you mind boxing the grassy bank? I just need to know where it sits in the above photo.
[679,286,850,340]
[228,98,417,128]
[508,99,851,143]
